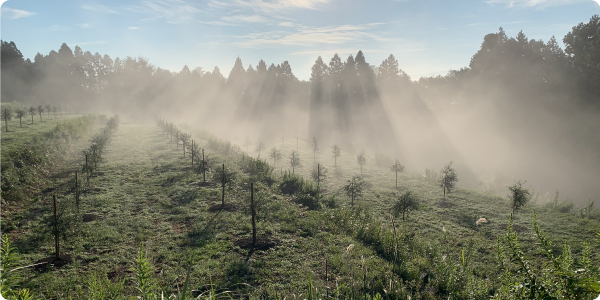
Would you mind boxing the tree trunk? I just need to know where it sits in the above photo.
[4,116,7,132]
[19,116,22,128]
[75,172,79,209]
[202,149,206,183]
[191,141,194,169]
[221,164,225,207]
[53,195,60,260]
[31,115,34,124]
[317,164,320,191]
[251,183,256,246]
[396,169,398,188]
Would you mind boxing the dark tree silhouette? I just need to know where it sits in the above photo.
[390,160,405,189]
[37,105,43,122]
[509,180,531,214]
[357,151,366,176]
[439,161,458,201]
[15,107,26,127]
[2,108,12,132]
[332,144,341,168]
[28,106,36,124]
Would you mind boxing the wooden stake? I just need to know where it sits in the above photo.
[53,195,59,260]
[251,182,256,246]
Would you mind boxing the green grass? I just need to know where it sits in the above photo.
[2,118,599,299]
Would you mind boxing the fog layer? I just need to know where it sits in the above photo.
[2,15,599,204]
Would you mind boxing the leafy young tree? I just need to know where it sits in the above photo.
[344,175,365,206]
[214,164,236,207]
[37,105,43,122]
[357,151,366,176]
[45,105,51,118]
[393,191,419,222]
[28,106,36,124]
[439,161,458,201]
[179,132,191,157]
[269,147,282,171]
[255,138,265,158]
[15,107,26,128]
[332,144,341,168]
[2,108,12,132]
[311,164,328,190]
[197,148,211,183]
[289,150,301,174]
[40,196,81,260]
[509,180,531,214]
[174,130,180,149]
[190,140,199,169]
[390,160,405,189]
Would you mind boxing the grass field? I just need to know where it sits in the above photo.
[2,115,599,299]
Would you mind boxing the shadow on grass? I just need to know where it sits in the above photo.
[187,210,221,247]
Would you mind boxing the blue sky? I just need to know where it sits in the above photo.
[1,0,599,80]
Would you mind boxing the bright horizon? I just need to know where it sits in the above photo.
[1,0,599,80]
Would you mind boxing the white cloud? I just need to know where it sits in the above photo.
[211,0,330,13]
[82,0,202,23]
[278,21,295,27]
[1,7,35,19]
[199,19,237,26]
[128,26,139,30]
[234,23,394,47]
[485,0,594,7]
[81,3,119,14]
[79,23,90,28]
[221,14,267,23]
[125,0,202,23]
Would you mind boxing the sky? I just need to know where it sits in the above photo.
[1,0,599,80]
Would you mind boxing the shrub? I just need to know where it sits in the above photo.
[392,191,419,222]
[239,157,275,186]
[439,162,458,200]
[508,180,530,214]
[279,171,317,196]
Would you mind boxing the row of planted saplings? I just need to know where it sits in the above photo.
[154,116,264,244]
[2,104,65,132]
[156,116,212,183]
[46,116,120,264]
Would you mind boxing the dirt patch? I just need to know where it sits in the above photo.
[436,201,456,208]
[83,213,100,222]
[234,236,278,251]
[208,203,236,212]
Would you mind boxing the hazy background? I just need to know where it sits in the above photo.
[2,0,600,205]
